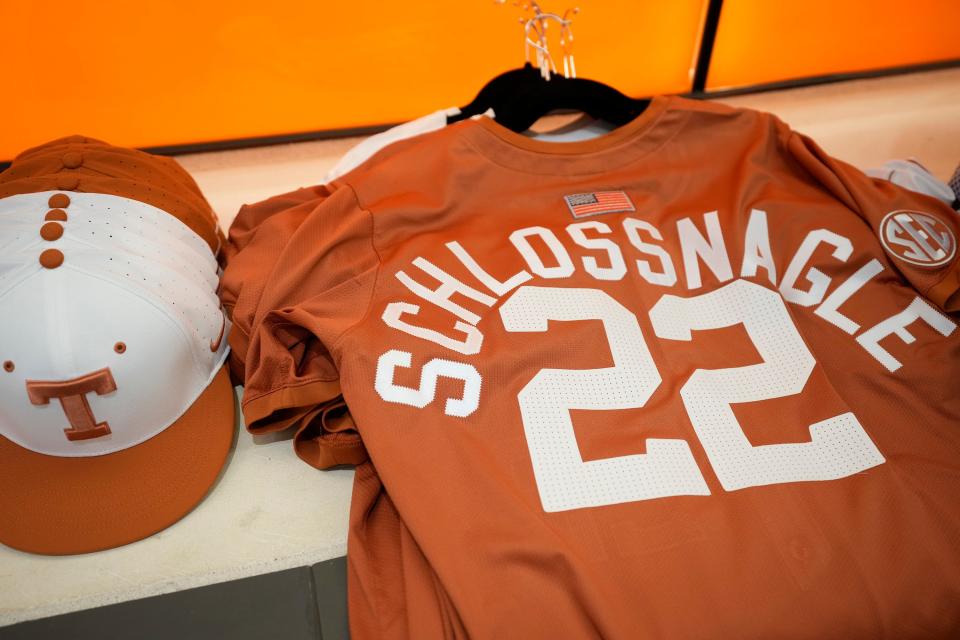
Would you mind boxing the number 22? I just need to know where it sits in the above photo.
[499,280,885,513]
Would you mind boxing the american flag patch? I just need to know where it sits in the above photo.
[564,191,635,218]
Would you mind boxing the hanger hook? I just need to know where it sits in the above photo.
[498,0,579,80]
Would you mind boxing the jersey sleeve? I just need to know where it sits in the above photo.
[221,185,332,380]
[783,127,960,313]
[220,182,379,466]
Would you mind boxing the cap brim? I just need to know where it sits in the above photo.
[0,365,235,555]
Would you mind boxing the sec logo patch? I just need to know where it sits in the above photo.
[880,210,956,267]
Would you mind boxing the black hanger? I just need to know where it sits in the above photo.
[495,76,650,133]
[448,64,543,124]
[449,63,650,133]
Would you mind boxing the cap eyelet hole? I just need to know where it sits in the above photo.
[114,342,127,354]
[2,361,13,372]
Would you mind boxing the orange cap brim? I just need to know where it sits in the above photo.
[0,365,235,555]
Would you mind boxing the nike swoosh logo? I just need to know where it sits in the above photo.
[210,308,226,352]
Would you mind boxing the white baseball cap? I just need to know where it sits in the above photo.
[0,136,235,555]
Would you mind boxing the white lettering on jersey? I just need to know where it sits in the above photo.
[396,257,496,325]
[446,240,532,296]
[566,221,628,281]
[382,302,484,355]
[499,286,709,511]
[622,218,677,287]
[779,230,852,307]
[374,349,482,417]
[510,226,576,279]
[650,280,884,491]
[380,205,954,396]
[856,297,957,371]
[813,259,884,334]
[677,211,734,290]
[739,209,778,286]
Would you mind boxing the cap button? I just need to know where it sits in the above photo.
[39,249,64,269]
[48,193,71,209]
[40,222,65,241]
[61,152,83,169]
[56,173,80,191]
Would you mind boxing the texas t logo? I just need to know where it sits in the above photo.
[26,368,118,441]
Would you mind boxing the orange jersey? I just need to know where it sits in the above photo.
[221,96,960,639]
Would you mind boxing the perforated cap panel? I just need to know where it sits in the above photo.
[0,191,229,457]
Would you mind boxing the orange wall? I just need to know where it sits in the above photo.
[0,1,707,161]
[708,0,960,91]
